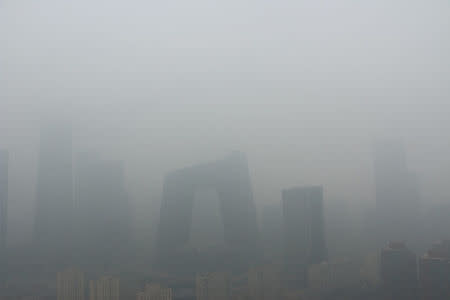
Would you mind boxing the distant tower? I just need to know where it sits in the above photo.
[196,272,231,300]
[374,140,420,248]
[57,268,85,300]
[137,283,173,300]
[380,241,418,300]
[89,276,119,300]
[0,150,8,257]
[419,240,450,300]
[35,123,73,261]
[282,186,327,286]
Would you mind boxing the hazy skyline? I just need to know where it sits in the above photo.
[1,0,450,244]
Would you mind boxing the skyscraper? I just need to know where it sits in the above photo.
[282,186,327,286]
[57,268,85,300]
[35,123,73,261]
[0,149,8,286]
[89,276,119,300]
[380,242,418,300]
[0,150,8,257]
[374,140,420,247]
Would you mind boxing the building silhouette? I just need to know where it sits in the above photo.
[136,283,173,300]
[248,266,282,300]
[308,260,360,293]
[282,186,327,286]
[188,186,225,250]
[419,240,450,300]
[0,150,8,285]
[380,241,418,300]
[89,276,119,300]
[35,123,73,262]
[156,152,259,267]
[374,140,420,248]
[196,272,231,300]
[0,150,8,259]
[57,268,85,300]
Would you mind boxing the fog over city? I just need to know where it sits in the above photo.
[1,1,450,299]
[2,0,449,242]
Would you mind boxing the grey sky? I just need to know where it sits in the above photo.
[1,0,450,243]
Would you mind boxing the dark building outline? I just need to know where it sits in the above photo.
[156,152,259,266]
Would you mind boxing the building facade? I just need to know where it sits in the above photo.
[136,283,173,300]
[419,240,450,300]
[57,268,85,300]
[0,150,8,258]
[0,150,8,284]
[89,276,119,300]
[248,266,282,300]
[307,260,360,292]
[282,186,327,286]
[196,272,231,300]
[157,152,259,268]
[380,242,418,300]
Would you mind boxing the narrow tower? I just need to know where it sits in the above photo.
[282,186,327,286]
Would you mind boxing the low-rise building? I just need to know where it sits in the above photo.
[308,260,360,292]
[89,276,119,300]
[248,265,282,300]
[196,272,230,300]
[57,268,85,300]
[136,283,172,300]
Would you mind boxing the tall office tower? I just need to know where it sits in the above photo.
[136,283,173,300]
[0,150,8,257]
[196,272,231,300]
[57,268,85,300]
[380,242,418,300]
[248,266,282,300]
[282,186,327,286]
[74,153,130,267]
[419,240,450,300]
[89,276,119,300]
[35,123,73,261]
[374,140,420,247]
